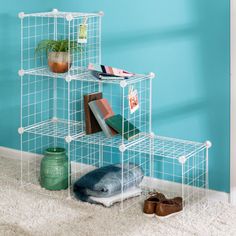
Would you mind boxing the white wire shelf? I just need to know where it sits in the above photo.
[75,131,149,150]
[23,119,84,140]
[21,11,101,19]
[21,119,206,159]
[127,134,207,160]
[22,118,149,148]
[23,67,151,85]
[76,132,207,160]
[77,132,206,161]
[22,119,206,160]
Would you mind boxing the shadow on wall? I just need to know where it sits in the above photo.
[152,99,206,125]
[103,23,200,50]
[192,1,230,192]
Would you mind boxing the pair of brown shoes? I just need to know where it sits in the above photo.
[143,192,183,218]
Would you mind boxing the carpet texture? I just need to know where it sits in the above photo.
[0,156,236,236]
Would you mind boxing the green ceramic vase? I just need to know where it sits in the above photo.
[40,147,70,190]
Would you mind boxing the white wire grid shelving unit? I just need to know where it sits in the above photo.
[17,9,212,214]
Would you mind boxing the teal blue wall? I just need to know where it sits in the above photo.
[0,0,230,192]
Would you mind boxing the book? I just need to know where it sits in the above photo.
[91,71,128,81]
[84,92,102,134]
[105,114,140,140]
[88,63,134,78]
[88,99,117,138]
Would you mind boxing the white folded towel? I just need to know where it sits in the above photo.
[89,187,142,207]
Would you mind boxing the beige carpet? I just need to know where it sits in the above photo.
[0,156,236,236]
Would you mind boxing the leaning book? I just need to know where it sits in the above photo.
[89,99,117,138]
[105,114,140,140]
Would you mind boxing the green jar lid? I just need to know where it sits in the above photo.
[45,147,66,155]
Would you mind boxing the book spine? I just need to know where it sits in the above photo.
[99,76,126,80]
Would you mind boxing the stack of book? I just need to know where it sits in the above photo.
[84,92,140,140]
[88,63,134,81]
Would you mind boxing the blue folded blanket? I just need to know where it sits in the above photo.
[73,163,144,203]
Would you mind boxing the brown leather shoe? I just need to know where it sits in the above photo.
[155,197,183,218]
[143,192,166,217]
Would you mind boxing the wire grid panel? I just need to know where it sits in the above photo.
[182,148,208,212]
[21,16,53,70]
[67,76,152,149]
[23,11,101,18]
[128,135,206,159]
[21,74,53,128]
[21,73,100,139]
[127,135,209,214]
[76,131,148,150]
[21,73,151,145]
[142,146,208,217]
[70,140,100,184]
[96,77,152,147]
[70,142,150,209]
[21,133,54,186]
[24,67,151,85]
[120,148,151,210]
[102,146,150,210]
[20,134,71,198]
[70,142,149,180]
[68,16,100,71]
[69,79,100,136]
[21,14,101,72]
[24,119,83,140]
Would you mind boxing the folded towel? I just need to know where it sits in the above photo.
[73,163,144,202]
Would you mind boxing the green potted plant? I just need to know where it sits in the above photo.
[35,39,81,73]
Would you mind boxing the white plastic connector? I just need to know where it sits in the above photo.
[150,132,155,138]
[205,140,212,148]
[18,127,24,134]
[65,136,72,143]
[149,72,155,79]
[178,156,186,164]
[18,12,25,19]
[52,9,59,14]
[66,14,73,21]
[18,69,25,77]
[65,75,72,82]
[51,117,58,123]
[99,11,104,16]
[119,144,126,153]
[120,80,127,88]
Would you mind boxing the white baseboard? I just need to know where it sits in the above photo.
[0,146,43,161]
[0,146,229,203]
[141,176,229,203]
[230,187,236,205]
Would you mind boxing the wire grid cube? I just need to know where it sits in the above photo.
[70,136,210,213]
[137,136,210,219]
[20,11,101,72]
